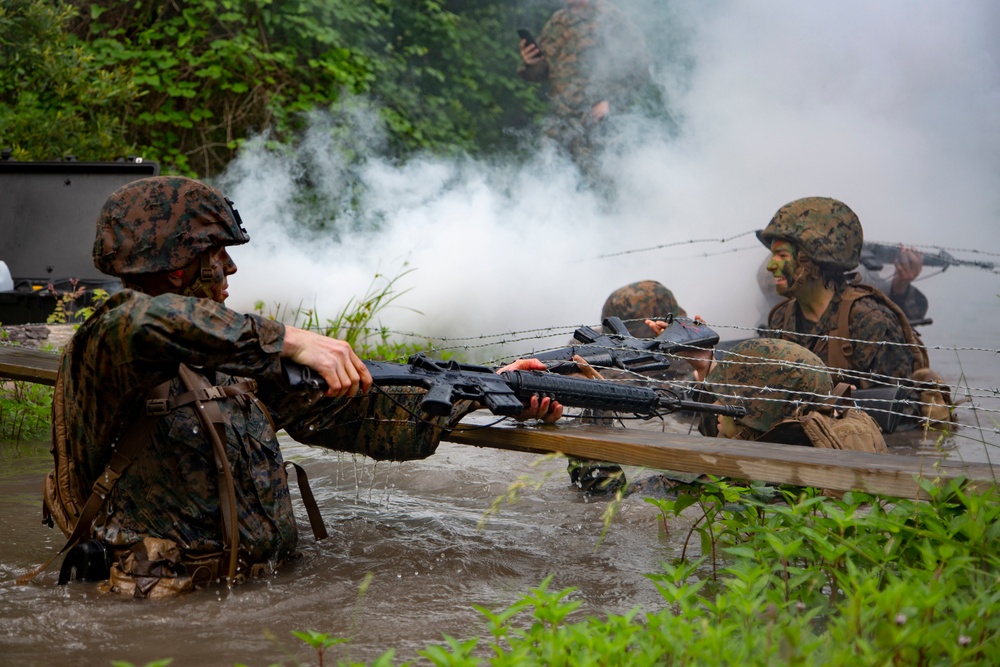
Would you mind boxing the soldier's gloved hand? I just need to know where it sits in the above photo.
[281,326,372,399]
[498,358,564,424]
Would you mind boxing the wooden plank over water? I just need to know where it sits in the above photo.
[3,344,997,497]
[0,345,59,385]
[447,418,998,498]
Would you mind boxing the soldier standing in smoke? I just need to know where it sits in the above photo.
[517,0,652,178]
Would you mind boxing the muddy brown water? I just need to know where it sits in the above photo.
[1,305,998,667]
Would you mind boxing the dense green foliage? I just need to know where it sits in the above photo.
[0,0,560,175]
[0,378,52,445]
[0,0,137,161]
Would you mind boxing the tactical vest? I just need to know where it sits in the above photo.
[28,364,325,590]
[770,286,954,427]
[769,283,929,388]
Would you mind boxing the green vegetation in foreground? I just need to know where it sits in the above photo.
[112,479,999,666]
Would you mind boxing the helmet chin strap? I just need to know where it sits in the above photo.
[181,253,216,299]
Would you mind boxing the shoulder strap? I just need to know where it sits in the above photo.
[766,297,796,334]
[176,363,241,586]
[18,379,172,585]
[828,284,929,379]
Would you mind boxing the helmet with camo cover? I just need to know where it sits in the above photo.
[94,176,249,277]
[756,197,863,271]
[707,338,832,434]
[601,281,688,338]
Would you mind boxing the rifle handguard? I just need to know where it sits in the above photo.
[282,357,746,420]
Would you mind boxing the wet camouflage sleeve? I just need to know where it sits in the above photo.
[267,388,472,462]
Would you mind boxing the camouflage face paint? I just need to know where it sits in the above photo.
[768,240,798,296]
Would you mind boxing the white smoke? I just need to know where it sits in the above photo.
[220,0,1000,359]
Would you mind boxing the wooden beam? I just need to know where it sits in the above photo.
[447,417,998,498]
[0,345,59,385]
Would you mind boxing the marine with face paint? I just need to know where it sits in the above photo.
[758,197,929,390]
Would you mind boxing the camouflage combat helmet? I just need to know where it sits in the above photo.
[756,197,863,271]
[601,281,688,338]
[94,176,249,277]
[707,338,832,434]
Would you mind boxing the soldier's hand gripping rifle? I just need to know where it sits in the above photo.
[860,242,996,273]
[283,352,745,421]
[525,315,719,375]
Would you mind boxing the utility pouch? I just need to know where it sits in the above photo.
[58,539,111,584]
[911,368,955,427]
[104,537,194,599]
[798,409,888,454]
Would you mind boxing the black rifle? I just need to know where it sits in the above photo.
[283,352,745,421]
[525,315,718,375]
[860,242,995,273]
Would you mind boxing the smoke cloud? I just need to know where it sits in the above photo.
[219,0,1000,360]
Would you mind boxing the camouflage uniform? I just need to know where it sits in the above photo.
[518,0,651,165]
[757,197,918,387]
[765,283,917,387]
[47,177,461,581]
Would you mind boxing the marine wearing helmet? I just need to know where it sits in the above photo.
[706,338,832,440]
[601,280,687,339]
[94,176,249,300]
[42,176,560,597]
[758,197,945,428]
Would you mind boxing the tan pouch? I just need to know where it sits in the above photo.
[799,409,889,454]
[911,368,955,427]
[103,537,194,599]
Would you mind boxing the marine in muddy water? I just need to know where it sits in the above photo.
[567,280,691,496]
[756,196,953,427]
[34,176,561,597]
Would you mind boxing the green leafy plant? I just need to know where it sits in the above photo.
[0,0,137,161]
[46,281,110,325]
[255,267,449,363]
